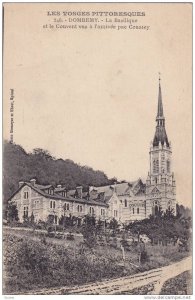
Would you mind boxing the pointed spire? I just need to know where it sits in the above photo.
[153,75,169,147]
[157,73,164,118]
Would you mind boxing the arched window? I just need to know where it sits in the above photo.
[137,207,139,214]
[153,160,159,174]
[167,200,172,210]
[152,201,159,216]
[167,160,170,173]
[153,160,156,173]
[124,199,127,208]
[156,160,159,173]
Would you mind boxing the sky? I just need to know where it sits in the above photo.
[3,3,192,207]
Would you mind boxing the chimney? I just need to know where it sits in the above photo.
[19,181,24,188]
[76,186,83,199]
[30,178,36,186]
[89,186,94,192]
[57,184,62,188]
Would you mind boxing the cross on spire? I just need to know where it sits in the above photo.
[159,72,161,83]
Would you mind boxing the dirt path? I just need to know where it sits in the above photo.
[152,256,192,294]
[22,256,192,295]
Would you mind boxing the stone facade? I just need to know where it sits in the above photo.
[10,181,108,224]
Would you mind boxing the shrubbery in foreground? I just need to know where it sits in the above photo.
[3,233,124,294]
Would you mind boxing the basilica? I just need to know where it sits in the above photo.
[9,79,176,224]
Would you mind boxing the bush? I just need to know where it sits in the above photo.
[110,237,118,248]
[67,233,74,240]
[56,225,63,232]
[8,221,22,227]
[47,226,55,233]
[120,238,129,249]
[56,233,63,239]
[46,232,55,238]
[35,224,43,230]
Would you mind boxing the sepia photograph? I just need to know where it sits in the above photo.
[2,2,192,296]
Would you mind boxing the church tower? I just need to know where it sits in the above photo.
[145,77,176,217]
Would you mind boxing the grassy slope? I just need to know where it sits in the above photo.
[3,229,191,294]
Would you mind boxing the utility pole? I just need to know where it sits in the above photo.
[121,244,125,268]
[53,210,56,237]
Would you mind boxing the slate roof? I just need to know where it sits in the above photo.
[90,181,138,197]
[9,178,146,208]
[89,179,146,202]
[9,181,108,207]
[34,184,53,190]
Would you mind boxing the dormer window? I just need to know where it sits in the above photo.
[48,188,54,195]
[62,191,67,197]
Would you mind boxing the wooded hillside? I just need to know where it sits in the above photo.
[3,141,114,205]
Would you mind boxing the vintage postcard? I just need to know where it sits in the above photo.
[2,2,192,296]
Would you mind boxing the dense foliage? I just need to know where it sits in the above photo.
[3,140,114,208]
[7,202,19,222]
[3,233,124,294]
[126,208,192,246]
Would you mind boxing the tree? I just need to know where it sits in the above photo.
[3,140,112,210]
[109,218,119,236]
[126,209,192,247]
[32,148,54,160]
[47,214,54,224]
[7,202,19,222]
[164,207,175,220]
[176,204,192,219]
[81,215,97,247]
[29,212,34,223]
